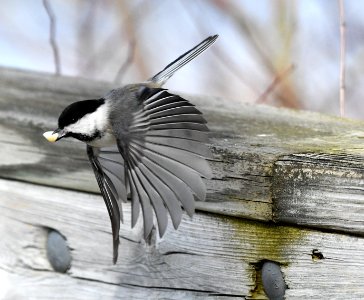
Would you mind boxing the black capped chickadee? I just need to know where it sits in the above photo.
[43,35,218,263]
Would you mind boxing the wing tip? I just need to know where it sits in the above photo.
[170,214,182,231]
[112,236,119,264]
[158,221,168,238]
[143,220,155,240]
[208,34,219,43]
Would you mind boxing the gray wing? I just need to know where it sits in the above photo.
[149,35,218,86]
[87,145,126,264]
[112,87,212,240]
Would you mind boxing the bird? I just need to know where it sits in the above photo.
[43,34,218,264]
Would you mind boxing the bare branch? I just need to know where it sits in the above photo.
[114,40,136,84]
[43,0,61,75]
[256,64,295,104]
[210,0,301,108]
[339,0,346,117]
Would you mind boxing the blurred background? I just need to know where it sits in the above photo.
[0,0,363,119]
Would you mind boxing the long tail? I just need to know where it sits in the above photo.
[149,34,218,86]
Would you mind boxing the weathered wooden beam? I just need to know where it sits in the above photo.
[1,179,364,299]
[273,153,364,233]
[0,67,363,235]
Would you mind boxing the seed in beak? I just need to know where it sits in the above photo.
[43,131,59,143]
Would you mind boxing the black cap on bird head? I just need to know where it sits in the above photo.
[43,98,105,142]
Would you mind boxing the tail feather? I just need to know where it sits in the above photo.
[149,35,218,86]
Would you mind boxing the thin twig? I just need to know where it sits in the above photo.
[43,0,61,75]
[211,0,300,108]
[256,64,295,104]
[339,0,346,117]
[114,40,136,84]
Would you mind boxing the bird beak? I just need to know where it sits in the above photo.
[43,129,66,143]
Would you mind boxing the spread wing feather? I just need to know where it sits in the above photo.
[87,88,212,263]
[150,122,209,131]
[146,101,191,114]
[86,146,121,264]
[146,129,209,142]
[145,136,212,157]
[111,88,212,240]
[136,163,183,229]
[128,165,155,239]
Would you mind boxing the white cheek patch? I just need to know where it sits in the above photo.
[65,103,110,136]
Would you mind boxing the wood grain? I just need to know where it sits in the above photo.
[0,67,363,232]
[1,179,364,299]
[274,153,364,235]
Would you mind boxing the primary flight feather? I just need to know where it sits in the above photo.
[43,35,218,263]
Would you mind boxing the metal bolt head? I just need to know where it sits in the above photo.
[46,230,71,273]
[261,261,286,300]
